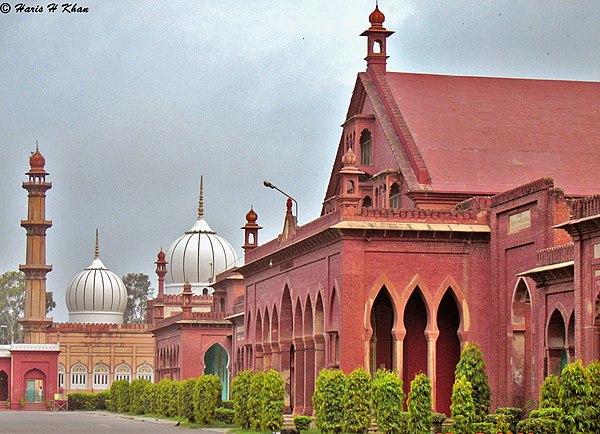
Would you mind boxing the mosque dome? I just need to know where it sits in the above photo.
[65,231,127,324]
[165,179,238,295]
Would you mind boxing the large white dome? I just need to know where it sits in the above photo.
[66,250,127,324]
[165,179,238,294]
[165,217,238,294]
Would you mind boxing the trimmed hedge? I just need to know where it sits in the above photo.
[110,380,130,413]
[129,379,149,414]
[371,369,405,434]
[219,399,234,410]
[294,415,312,432]
[529,406,563,420]
[181,378,197,422]
[495,406,522,433]
[516,417,558,434]
[215,407,235,424]
[194,374,221,424]
[67,391,109,411]
[260,370,285,431]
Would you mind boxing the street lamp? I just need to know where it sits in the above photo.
[263,180,299,224]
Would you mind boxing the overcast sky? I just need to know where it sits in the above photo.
[1,1,599,322]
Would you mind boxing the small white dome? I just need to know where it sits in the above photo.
[165,217,238,295]
[66,256,127,324]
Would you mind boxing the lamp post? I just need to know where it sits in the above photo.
[263,180,299,224]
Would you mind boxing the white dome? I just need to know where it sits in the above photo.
[165,217,238,295]
[66,256,127,324]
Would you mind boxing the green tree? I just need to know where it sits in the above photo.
[450,374,476,434]
[342,367,372,433]
[407,373,432,434]
[558,360,593,434]
[0,271,55,343]
[371,369,405,434]
[261,369,285,431]
[122,273,152,324]
[455,342,491,421]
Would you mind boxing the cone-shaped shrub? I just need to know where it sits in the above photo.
[371,369,404,434]
[248,370,266,431]
[450,374,476,434]
[540,374,560,408]
[261,369,285,431]
[558,360,593,434]
[342,367,372,433]
[194,374,222,424]
[454,342,491,421]
[587,360,600,433]
[407,373,432,434]
[313,369,347,433]
[231,369,253,428]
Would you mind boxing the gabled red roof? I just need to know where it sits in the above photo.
[384,72,600,196]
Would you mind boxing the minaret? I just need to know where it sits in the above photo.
[361,3,394,72]
[242,207,262,252]
[19,145,53,343]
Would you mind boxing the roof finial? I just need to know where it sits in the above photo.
[198,176,204,219]
[95,228,100,258]
[36,141,39,151]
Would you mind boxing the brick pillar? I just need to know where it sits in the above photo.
[303,336,316,414]
[293,338,306,414]
[426,329,439,410]
[279,339,293,413]
[270,341,281,371]
[254,343,264,371]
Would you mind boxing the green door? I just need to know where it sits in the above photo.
[25,380,35,402]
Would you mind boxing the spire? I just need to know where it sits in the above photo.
[95,228,100,258]
[361,3,394,72]
[36,141,39,151]
[198,176,204,219]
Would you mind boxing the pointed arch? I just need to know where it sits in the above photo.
[280,285,293,341]
[547,308,567,376]
[435,288,461,415]
[315,292,325,335]
[294,299,303,339]
[511,277,533,407]
[567,310,575,361]
[369,286,396,375]
[255,309,263,343]
[433,275,470,333]
[271,304,280,343]
[328,285,340,330]
[204,343,230,400]
[402,286,429,399]
[264,308,271,343]
[400,275,434,331]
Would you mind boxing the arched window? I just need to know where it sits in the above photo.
[389,183,401,209]
[362,196,372,208]
[92,364,110,390]
[58,364,66,390]
[70,363,88,390]
[136,364,154,382]
[114,363,131,382]
[360,129,372,165]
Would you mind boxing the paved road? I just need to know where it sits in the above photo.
[0,411,231,434]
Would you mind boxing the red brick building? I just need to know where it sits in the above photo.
[233,7,600,415]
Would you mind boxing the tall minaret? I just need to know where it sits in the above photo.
[19,145,53,344]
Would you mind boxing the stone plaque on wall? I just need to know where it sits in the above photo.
[594,243,600,259]
[509,209,531,234]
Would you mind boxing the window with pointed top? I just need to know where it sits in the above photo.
[362,196,372,208]
[389,183,401,209]
[360,129,372,165]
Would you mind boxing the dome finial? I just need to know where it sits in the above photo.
[198,176,204,219]
[36,140,39,152]
[95,228,100,258]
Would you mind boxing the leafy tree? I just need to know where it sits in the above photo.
[450,374,476,434]
[0,271,55,343]
[261,369,285,431]
[194,374,222,424]
[558,360,593,434]
[122,273,152,324]
[455,342,491,421]
[371,369,405,434]
[407,373,432,434]
[248,371,266,431]
[540,374,560,408]
[342,367,372,433]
